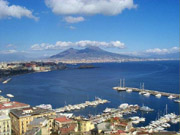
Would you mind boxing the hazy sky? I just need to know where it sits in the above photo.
[0,0,179,57]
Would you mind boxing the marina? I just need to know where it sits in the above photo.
[138,113,180,133]
[113,86,179,99]
[89,103,140,124]
[55,97,109,113]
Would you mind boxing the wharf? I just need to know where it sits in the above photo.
[113,87,180,98]
[55,98,109,113]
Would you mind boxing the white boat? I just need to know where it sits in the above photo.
[168,95,176,99]
[140,105,154,112]
[36,104,52,110]
[117,87,126,91]
[6,94,14,98]
[144,92,150,97]
[155,94,161,98]
[174,99,180,103]
[126,89,132,93]
[0,90,2,93]
[103,108,112,113]
[3,78,11,84]
[58,113,73,118]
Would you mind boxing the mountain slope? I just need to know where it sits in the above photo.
[50,46,132,60]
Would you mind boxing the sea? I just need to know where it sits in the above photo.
[0,60,179,131]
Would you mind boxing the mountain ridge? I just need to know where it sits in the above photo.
[50,46,132,60]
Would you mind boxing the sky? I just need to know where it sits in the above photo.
[0,0,179,58]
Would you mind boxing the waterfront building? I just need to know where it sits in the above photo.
[0,115,11,135]
[54,116,78,135]
[25,117,50,135]
[0,96,10,104]
[0,101,30,115]
[9,107,56,135]
[78,119,95,133]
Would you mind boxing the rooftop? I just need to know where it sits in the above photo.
[55,116,73,123]
[29,117,47,126]
[0,101,30,110]
[0,115,10,120]
[25,127,40,135]
[10,107,55,118]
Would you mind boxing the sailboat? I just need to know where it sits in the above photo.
[118,79,126,91]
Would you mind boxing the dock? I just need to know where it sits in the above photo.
[55,98,110,113]
[113,86,180,98]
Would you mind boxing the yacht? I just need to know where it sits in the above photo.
[168,95,176,99]
[144,92,150,97]
[6,94,14,98]
[103,108,112,113]
[126,89,132,93]
[174,99,180,103]
[140,105,154,112]
[155,94,161,98]
[3,78,11,84]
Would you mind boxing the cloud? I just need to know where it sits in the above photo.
[31,40,126,50]
[0,49,18,54]
[69,26,76,30]
[145,47,179,54]
[45,0,137,16]
[0,0,38,21]
[64,16,85,23]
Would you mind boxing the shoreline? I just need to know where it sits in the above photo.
[0,60,179,82]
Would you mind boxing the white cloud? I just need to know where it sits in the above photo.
[0,49,18,54]
[0,0,38,21]
[69,26,76,30]
[64,16,85,23]
[145,47,179,54]
[31,40,126,50]
[45,0,137,16]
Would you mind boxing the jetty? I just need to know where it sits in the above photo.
[55,98,109,113]
[113,86,179,98]
[113,79,179,98]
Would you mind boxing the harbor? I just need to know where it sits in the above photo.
[113,79,180,99]
[54,97,110,113]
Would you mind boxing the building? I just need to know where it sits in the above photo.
[25,117,49,135]
[78,119,95,133]
[9,107,56,135]
[0,101,30,115]
[0,96,10,104]
[0,115,11,135]
[54,116,78,135]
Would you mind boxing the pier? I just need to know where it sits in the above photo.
[55,98,109,113]
[113,86,180,98]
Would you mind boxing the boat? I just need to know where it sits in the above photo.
[168,95,176,99]
[140,105,154,112]
[155,94,161,98]
[58,113,73,118]
[36,104,52,110]
[0,90,2,93]
[118,79,126,91]
[126,89,132,93]
[2,78,11,84]
[6,94,14,98]
[144,92,150,97]
[174,99,180,103]
[117,87,126,91]
[139,91,145,95]
[103,108,112,113]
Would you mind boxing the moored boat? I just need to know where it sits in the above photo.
[155,94,161,98]
[6,94,14,98]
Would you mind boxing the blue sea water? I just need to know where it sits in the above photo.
[0,60,179,131]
